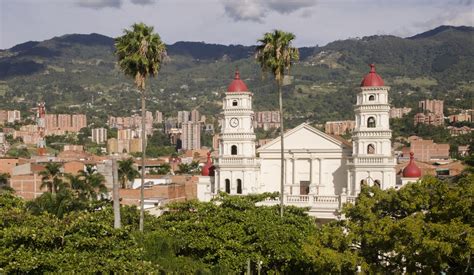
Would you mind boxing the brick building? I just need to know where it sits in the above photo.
[401,136,450,162]
[419,99,444,115]
[413,112,444,126]
[181,122,201,150]
[389,107,412,119]
[324,120,356,136]
[254,111,281,130]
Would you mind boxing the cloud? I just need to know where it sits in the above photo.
[76,0,123,9]
[130,0,156,5]
[222,0,317,22]
[414,9,474,30]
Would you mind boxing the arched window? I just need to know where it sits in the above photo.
[367,144,375,154]
[236,179,242,194]
[367,117,376,128]
[231,145,237,155]
[374,180,381,188]
[232,100,238,106]
[225,179,230,193]
[369,95,375,101]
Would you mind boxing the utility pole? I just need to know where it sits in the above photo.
[112,157,121,229]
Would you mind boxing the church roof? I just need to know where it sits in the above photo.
[227,70,249,92]
[360,64,385,87]
[257,123,352,153]
[402,152,422,178]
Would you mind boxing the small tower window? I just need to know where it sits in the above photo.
[367,144,375,154]
[369,95,375,101]
[231,145,237,155]
[225,179,230,193]
[236,179,242,194]
[232,100,238,106]
[367,117,376,128]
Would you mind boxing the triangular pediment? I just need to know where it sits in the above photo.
[257,123,350,152]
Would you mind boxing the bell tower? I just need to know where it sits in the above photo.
[216,70,260,195]
[348,64,396,194]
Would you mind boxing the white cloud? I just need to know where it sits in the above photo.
[222,0,317,22]
[130,0,156,5]
[76,0,123,9]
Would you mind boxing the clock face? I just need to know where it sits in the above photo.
[230,118,239,128]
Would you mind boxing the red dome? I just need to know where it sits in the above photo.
[360,64,385,87]
[403,152,422,178]
[201,152,213,176]
[227,70,248,92]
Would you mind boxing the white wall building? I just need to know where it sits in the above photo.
[92,127,107,144]
[199,66,398,220]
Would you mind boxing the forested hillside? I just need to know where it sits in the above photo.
[0,25,472,127]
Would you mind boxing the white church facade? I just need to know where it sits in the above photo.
[198,65,402,220]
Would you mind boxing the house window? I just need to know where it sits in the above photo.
[225,179,230,193]
[369,95,375,101]
[236,179,242,194]
[367,117,376,128]
[231,145,237,155]
[367,144,375,154]
[232,100,238,106]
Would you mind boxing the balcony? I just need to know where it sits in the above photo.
[217,157,260,166]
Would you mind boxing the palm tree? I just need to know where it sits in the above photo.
[115,22,166,231]
[40,162,67,194]
[65,173,86,199]
[255,30,299,217]
[78,164,107,200]
[118,158,140,189]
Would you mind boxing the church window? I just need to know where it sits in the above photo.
[367,144,375,154]
[231,145,237,155]
[236,179,242,194]
[232,100,238,106]
[225,179,230,193]
[367,117,376,128]
[374,180,381,188]
[369,95,375,101]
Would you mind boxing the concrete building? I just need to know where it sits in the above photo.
[92,127,108,144]
[181,122,201,150]
[177,111,190,124]
[154,111,163,124]
[447,126,472,136]
[254,111,281,130]
[401,136,450,162]
[419,99,444,115]
[190,109,200,123]
[0,110,21,125]
[414,112,444,126]
[448,111,472,123]
[324,120,356,136]
[389,107,412,119]
[44,113,87,133]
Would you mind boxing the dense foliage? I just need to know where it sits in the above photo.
[1,172,472,273]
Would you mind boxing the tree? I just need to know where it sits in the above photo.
[343,175,474,273]
[115,22,166,231]
[39,162,67,194]
[255,30,299,217]
[78,164,107,200]
[118,158,139,189]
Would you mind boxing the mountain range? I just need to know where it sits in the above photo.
[0,25,472,126]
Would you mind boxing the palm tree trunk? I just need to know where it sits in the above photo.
[112,157,121,229]
[278,83,285,218]
[139,89,146,232]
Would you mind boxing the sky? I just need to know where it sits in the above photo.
[0,0,473,49]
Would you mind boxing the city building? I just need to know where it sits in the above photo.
[190,109,200,123]
[401,136,450,162]
[413,112,444,126]
[389,107,412,119]
[177,111,190,124]
[254,111,281,130]
[181,122,201,150]
[448,111,472,123]
[447,126,472,136]
[419,99,444,115]
[324,120,355,136]
[0,110,21,125]
[154,111,163,124]
[199,65,398,220]
[91,127,108,144]
[44,113,87,133]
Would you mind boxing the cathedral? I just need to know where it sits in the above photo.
[198,65,418,220]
